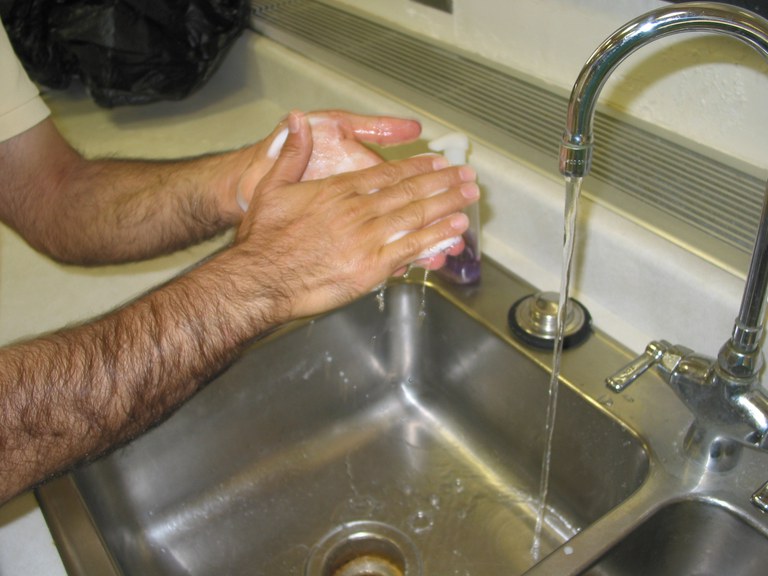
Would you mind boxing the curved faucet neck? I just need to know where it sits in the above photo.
[559,2,768,179]
[560,2,768,387]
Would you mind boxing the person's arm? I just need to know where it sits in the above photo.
[0,111,423,265]
[0,111,478,502]
[0,118,246,264]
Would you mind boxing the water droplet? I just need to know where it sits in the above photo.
[597,395,614,407]
[376,284,386,312]
[348,495,380,515]
[430,494,441,509]
[408,509,434,533]
[419,270,429,318]
[454,478,465,493]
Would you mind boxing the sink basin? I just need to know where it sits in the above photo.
[37,263,649,575]
[583,500,768,575]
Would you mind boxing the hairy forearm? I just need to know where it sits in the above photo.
[0,111,478,503]
[37,148,254,265]
[0,246,283,502]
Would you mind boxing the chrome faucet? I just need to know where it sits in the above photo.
[559,2,768,463]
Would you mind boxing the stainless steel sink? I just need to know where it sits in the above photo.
[583,500,768,576]
[36,259,768,575]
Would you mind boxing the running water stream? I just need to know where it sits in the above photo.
[531,176,584,561]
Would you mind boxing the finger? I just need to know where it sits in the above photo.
[265,124,290,159]
[235,161,265,212]
[446,239,467,256]
[347,115,422,146]
[369,167,479,224]
[416,252,449,271]
[383,212,470,271]
[262,110,313,190]
[410,236,466,269]
[310,110,422,146]
[374,178,476,265]
[235,118,302,211]
[334,154,451,197]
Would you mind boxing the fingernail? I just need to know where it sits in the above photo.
[459,165,477,181]
[267,128,289,159]
[432,156,450,170]
[461,183,480,199]
[236,188,249,212]
[288,110,303,134]
[451,212,470,230]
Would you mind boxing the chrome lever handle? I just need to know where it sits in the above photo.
[606,340,670,392]
[751,480,768,512]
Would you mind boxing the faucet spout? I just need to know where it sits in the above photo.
[567,2,768,449]
[719,180,768,385]
[560,2,768,179]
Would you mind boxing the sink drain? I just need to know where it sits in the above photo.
[305,521,422,576]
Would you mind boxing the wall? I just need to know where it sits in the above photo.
[317,0,768,360]
[334,0,768,171]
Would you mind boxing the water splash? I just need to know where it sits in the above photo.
[419,269,430,319]
[408,509,435,534]
[376,284,387,312]
[597,394,615,408]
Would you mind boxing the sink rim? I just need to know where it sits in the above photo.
[34,257,768,575]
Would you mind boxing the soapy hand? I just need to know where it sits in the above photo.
[301,111,416,180]
[234,111,478,320]
[236,110,469,266]
[304,115,474,266]
[296,112,468,266]
[236,110,422,210]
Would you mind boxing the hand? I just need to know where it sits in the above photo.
[301,110,422,180]
[235,110,422,210]
[233,111,479,320]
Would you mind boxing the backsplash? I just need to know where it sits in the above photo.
[333,0,768,172]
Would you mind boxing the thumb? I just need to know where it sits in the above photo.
[263,110,313,189]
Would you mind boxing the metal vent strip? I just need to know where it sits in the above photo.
[250,0,765,272]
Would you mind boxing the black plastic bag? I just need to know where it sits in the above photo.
[1,0,248,107]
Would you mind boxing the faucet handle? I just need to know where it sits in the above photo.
[606,340,672,392]
[751,480,768,512]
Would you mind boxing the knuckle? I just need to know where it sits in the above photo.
[397,177,421,201]
[319,176,350,198]
[399,232,430,261]
[376,162,404,184]
[388,202,426,231]
[339,199,366,223]
[383,210,412,233]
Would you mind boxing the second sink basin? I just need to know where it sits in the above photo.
[37,266,648,575]
[583,499,768,575]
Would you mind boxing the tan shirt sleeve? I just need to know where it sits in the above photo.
[0,20,50,143]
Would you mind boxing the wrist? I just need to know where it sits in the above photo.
[216,141,275,223]
[196,243,294,336]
